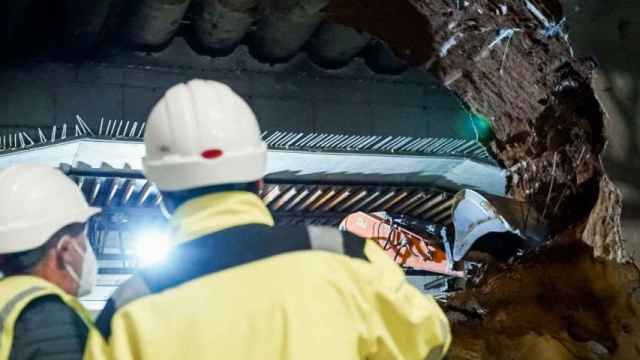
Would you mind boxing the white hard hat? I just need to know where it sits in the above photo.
[0,165,100,254]
[142,79,267,191]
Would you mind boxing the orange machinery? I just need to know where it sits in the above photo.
[340,212,465,278]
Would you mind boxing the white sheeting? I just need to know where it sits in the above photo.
[0,139,507,195]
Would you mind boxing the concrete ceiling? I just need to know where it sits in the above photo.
[3,0,411,74]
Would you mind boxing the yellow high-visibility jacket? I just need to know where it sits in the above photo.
[0,275,105,359]
[93,191,451,360]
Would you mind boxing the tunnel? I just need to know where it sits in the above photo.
[1,0,639,358]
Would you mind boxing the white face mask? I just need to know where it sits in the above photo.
[59,239,98,297]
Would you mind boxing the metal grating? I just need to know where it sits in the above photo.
[0,116,495,164]
[70,173,455,229]
[263,131,492,161]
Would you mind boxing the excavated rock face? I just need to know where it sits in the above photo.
[330,0,606,232]
[583,176,627,263]
[406,0,606,235]
[329,0,639,358]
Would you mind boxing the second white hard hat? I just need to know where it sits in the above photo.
[0,165,100,254]
[142,79,267,192]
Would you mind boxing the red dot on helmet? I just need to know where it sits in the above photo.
[201,149,224,159]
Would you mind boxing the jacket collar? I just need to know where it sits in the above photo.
[170,191,274,244]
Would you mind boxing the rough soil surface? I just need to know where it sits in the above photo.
[329,0,640,358]
[448,232,640,359]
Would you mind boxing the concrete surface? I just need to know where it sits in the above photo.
[0,39,474,141]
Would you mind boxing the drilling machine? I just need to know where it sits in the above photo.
[340,189,548,294]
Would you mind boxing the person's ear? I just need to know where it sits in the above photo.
[257,180,265,193]
[55,235,74,270]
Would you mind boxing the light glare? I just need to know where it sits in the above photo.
[134,230,171,265]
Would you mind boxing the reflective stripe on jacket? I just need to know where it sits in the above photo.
[93,191,451,360]
[0,275,105,359]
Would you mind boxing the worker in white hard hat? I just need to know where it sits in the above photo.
[93,79,451,360]
[0,164,106,359]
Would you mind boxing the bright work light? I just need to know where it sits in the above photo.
[134,230,172,265]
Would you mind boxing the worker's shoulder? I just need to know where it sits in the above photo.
[299,226,408,289]
[18,294,78,320]
[12,295,89,360]
[15,294,88,335]
[301,225,368,261]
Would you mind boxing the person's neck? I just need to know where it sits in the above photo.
[31,259,76,295]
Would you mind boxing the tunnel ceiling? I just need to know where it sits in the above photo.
[3,0,427,75]
[2,1,488,159]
